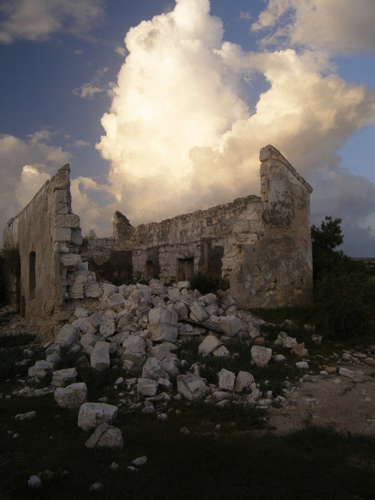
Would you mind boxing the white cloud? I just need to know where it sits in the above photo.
[0,132,71,238]
[72,139,90,147]
[73,67,114,99]
[15,165,51,208]
[115,46,126,56]
[95,0,375,255]
[0,0,105,44]
[252,0,375,55]
[70,177,115,236]
[240,11,252,21]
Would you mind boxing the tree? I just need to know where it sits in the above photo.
[311,216,343,252]
[311,216,367,280]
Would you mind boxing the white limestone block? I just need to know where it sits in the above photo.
[55,382,87,409]
[52,368,77,387]
[90,341,110,371]
[137,378,158,396]
[56,324,79,346]
[100,318,116,338]
[177,375,210,401]
[80,332,98,354]
[142,357,169,380]
[212,345,230,359]
[190,301,209,322]
[198,335,222,356]
[149,323,178,343]
[251,346,272,367]
[218,369,235,391]
[234,371,254,392]
[219,316,242,337]
[78,402,118,431]
[85,423,124,451]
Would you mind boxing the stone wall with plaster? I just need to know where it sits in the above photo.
[3,165,100,330]
[3,144,313,331]
[104,145,313,307]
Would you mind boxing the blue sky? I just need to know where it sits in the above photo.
[0,0,374,256]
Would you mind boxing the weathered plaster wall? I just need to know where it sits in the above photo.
[106,145,313,307]
[3,165,100,330]
[3,144,313,332]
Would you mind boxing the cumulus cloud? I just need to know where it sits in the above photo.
[0,0,105,44]
[73,67,114,100]
[0,132,70,238]
[71,177,116,236]
[15,165,51,208]
[94,0,375,258]
[252,0,375,55]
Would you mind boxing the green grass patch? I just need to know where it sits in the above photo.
[250,306,313,326]
[1,394,374,500]
[0,333,36,348]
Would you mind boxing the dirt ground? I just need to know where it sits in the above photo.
[268,365,375,435]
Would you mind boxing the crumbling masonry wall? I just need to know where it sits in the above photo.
[3,145,313,330]
[3,165,100,330]
[81,145,313,308]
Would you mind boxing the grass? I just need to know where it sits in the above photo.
[1,390,374,500]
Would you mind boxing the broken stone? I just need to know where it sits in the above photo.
[234,371,254,392]
[122,336,146,366]
[339,367,355,379]
[80,332,98,354]
[177,281,191,290]
[149,323,178,343]
[142,358,169,381]
[296,361,309,370]
[218,369,235,391]
[100,319,116,338]
[292,343,308,358]
[28,360,53,381]
[198,335,222,356]
[212,345,230,359]
[251,346,272,367]
[149,342,176,361]
[219,316,242,337]
[132,456,147,466]
[85,283,101,298]
[15,411,36,421]
[190,301,209,322]
[56,324,79,346]
[137,378,158,397]
[177,375,209,401]
[90,341,110,371]
[167,287,182,303]
[54,382,87,409]
[85,423,123,451]
[78,402,118,431]
[51,368,77,387]
[101,283,118,302]
[28,475,42,489]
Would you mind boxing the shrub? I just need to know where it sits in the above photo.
[190,273,229,295]
[314,272,375,343]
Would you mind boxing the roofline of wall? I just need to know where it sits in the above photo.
[260,145,313,193]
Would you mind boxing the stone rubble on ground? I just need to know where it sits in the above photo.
[5,277,375,471]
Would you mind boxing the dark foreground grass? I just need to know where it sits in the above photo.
[1,385,375,500]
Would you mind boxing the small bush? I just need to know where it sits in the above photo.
[314,272,375,343]
[190,273,229,295]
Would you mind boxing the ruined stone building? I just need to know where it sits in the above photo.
[3,145,313,330]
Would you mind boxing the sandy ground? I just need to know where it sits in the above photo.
[268,365,375,435]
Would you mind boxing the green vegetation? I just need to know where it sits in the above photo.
[0,247,21,306]
[190,272,229,295]
[311,216,375,344]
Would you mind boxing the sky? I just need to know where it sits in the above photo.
[0,0,374,256]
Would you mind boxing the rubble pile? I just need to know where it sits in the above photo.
[23,280,301,416]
